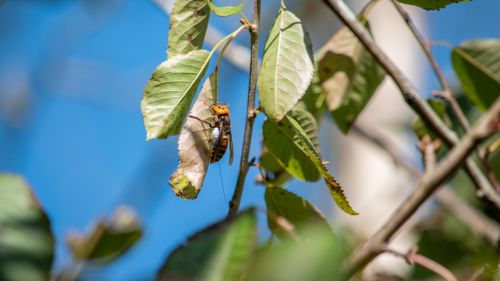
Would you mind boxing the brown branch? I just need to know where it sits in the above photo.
[321,0,500,209]
[227,0,260,219]
[384,247,459,281]
[388,0,469,132]
[352,125,500,245]
[347,98,500,274]
[389,0,499,197]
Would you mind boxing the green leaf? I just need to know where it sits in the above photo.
[263,110,321,182]
[157,209,257,281]
[67,207,142,263]
[207,0,246,17]
[142,49,210,140]
[395,0,469,10]
[265,187,332,239]
[168,0,210,58]
[0,174,54,281]
[247,226,350,281]
[452,40,500,111]
[169,75,216,199]
[257,4,314,121]
[412,99,452,140]
[263,111,358,215]
[318,25,385,133]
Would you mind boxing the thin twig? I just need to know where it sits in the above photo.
[388,0,469,132]
[389,0,499,194]
[352,125,500,245]
[321,0,500,209]
[227,0,260,219]
[347,98,500,274]
[384,247,459,281]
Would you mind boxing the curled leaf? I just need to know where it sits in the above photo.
[207,0,246,17]
[169,75,215,199]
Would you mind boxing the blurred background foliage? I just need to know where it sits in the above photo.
[0,0,499,280]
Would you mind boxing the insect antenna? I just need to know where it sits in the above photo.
[217,163,228,210]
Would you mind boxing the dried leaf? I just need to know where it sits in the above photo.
[169,75,215,199]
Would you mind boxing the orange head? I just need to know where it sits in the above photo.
[211,103,230,116]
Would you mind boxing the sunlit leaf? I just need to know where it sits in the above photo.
[157,209,257,281]
[263,111,358,215]
[168,0,210,58]
[265,187,332,239]
[318,24,385,133]
[169,75,215,199]
[142,49,210,140]
[67,207,142,263]
[247,226,350,281]
[452,40,500,111]
[263,110,321,182]
[0,174,54,281]
[257,3,314,121]
[207,0,246,17]
[395,0,469,10]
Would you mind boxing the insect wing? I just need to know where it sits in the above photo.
[228,130,234,165]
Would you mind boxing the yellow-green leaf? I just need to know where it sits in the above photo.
[142,50,210,140]
[257,4,314,121]
[207,0,246,17]
[168,0,210,58]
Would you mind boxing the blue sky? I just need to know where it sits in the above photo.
[0,0,498,280]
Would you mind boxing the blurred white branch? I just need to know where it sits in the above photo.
[153,0,251,72]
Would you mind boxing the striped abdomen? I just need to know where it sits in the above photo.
[210,129,229,163]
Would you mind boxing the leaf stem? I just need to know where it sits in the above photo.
[227,0,260,219]
[213,24,250,102]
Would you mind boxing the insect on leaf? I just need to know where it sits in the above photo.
[452,39,500,111]
[207,0,246,17]
[257,3,314,121]
[169,75,216,199]
[168,0,211,58]
[142,49,210,140]
[157,209,257,281]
